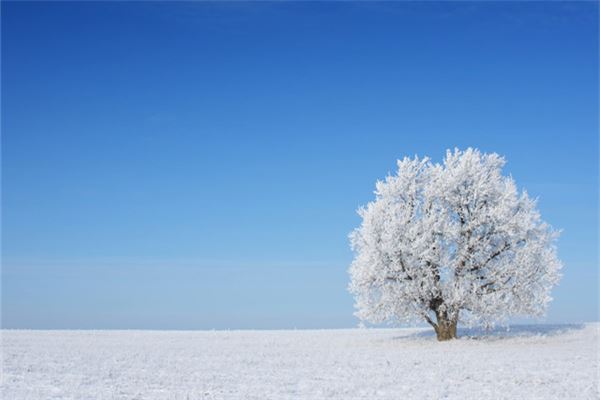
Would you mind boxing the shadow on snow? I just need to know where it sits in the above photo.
[397,323,586,341]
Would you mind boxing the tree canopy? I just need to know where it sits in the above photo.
[348,148,562,340]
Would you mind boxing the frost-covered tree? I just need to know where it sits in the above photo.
[348,148,562,341]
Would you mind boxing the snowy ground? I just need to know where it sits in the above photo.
[1,323,598,400]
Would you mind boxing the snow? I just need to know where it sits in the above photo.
[2,323,598,399]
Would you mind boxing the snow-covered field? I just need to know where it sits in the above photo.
[2,323,598,400]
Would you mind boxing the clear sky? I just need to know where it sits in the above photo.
[2,1,598,329]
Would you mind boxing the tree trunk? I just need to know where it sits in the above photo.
[434,312,458,341]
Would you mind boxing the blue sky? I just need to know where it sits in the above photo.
[2,2,598,329]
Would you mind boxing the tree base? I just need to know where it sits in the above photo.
[434,318,458,341]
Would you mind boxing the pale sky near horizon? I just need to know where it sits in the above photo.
[2,1,598,329]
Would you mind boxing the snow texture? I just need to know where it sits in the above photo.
[2,323,598,399]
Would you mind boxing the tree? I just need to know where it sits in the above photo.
[348,148,562,341]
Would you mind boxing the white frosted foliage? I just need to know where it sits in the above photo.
[349,148,562,331]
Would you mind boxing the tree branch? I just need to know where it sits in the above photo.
[421,312,437,329]
[468,241,511,273]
